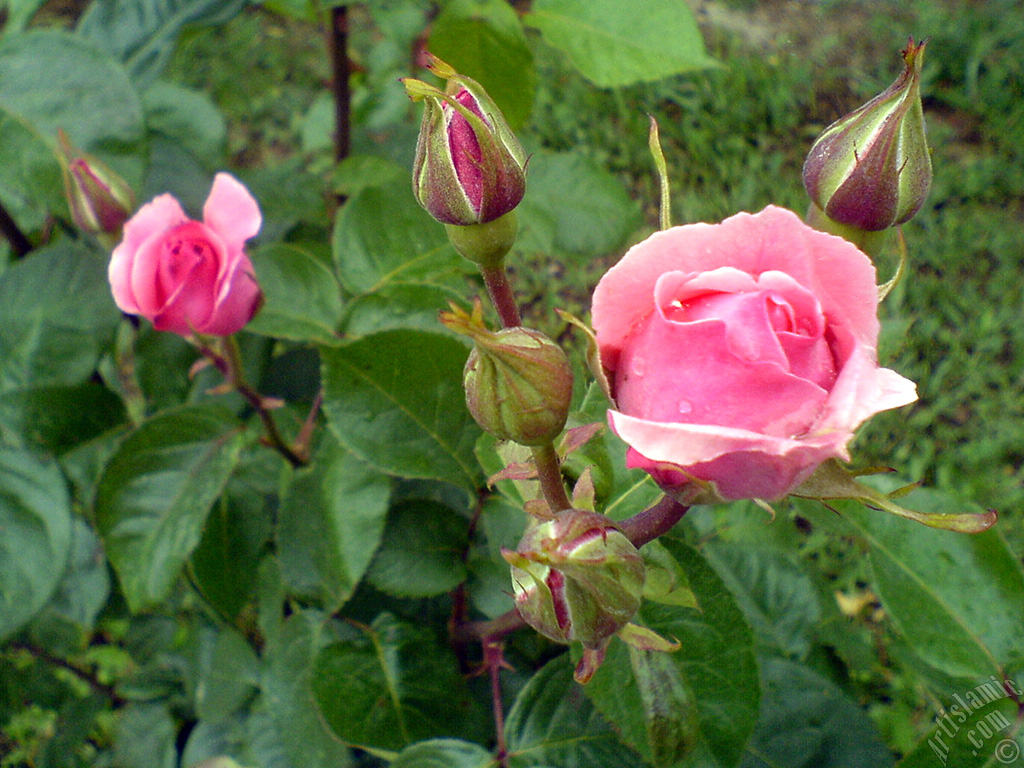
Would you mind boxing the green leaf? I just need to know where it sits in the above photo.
[247,243,344,345]
[504,654,644,767]
[196,628,260,723]
[391,739,495,768]
[0,448,72,642]
[95,404,247,612]
[331,179,465,294]
[113,702,178,768]
[320,329,482,491]
[0,382,126,455]
[77,0,249,87]
[190,452,276,620]
[517,149,642,259]
[524,0,717,88]
[0,240,121,393]
[703,543,821,659]
[343,282,469,338]
[794,487,1024,679]
[428,0,536,131]
[257,611,355,768]
[313,613,483,752]
[585,538,760,768]
[278,435,391,612]
[738,656,894,768]
[0,29,144,150]
[0,0,48,35]
[142,80,226,166]
[898,695,1020,768]
[366,499,469,598]
[0,111,65,232]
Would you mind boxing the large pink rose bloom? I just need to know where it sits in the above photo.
[108,173,262,337]
[591,206,917,502]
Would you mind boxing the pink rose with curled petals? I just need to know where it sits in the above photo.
[108,173,262,337]
[591,205,917,502]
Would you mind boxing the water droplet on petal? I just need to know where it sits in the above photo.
[632,357,646,376]
[677,400,692,414]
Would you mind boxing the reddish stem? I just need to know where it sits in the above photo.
[480,265,522,328]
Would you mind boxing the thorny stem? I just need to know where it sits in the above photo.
[0,199,32,258]
[196,336,307,467]
[531,442,572,513]
[480,264,522,328]
[484,640,511,767]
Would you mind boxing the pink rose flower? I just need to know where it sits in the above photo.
[108,173,262,337]
[591,206,917,502]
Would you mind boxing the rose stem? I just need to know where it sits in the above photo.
[532,442,572,513]
[328,4,351,208]
[0,200,32,258]
[200,336,307,468]
[453,494,691,644]
[484,639,511,767]
[480,264,522,328]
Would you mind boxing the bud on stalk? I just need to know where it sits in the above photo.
[803,38,931,233]
[58,130,135,237]
[404,55,527,229]
[502,510,645,665]
[441,301,573,446]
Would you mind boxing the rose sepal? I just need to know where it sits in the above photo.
[793,459,997,533]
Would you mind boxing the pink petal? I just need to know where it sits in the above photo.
[108,194,187,313]
[202,173,262,255]
[201,254,262,335]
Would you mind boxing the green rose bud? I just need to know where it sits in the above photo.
[502,510,645,652]
[441,302,573,446]
[803,38,931,232]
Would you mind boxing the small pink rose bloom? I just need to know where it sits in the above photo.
[591,206,917,502]
[108,173,263,337]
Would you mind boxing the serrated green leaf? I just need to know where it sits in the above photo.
[428,0,536,131]
[246,243,344,344]
[524,0,717,88]
[313,613,483,752]
[95,404,246,611]
[0,381,126,454]
[0,240,121,394]
[256,611,354,768]
[0,448,72,642]
[142,80,226,166]
[517,149,642,259]
[504,654,644,768]
[793,486,1024,679]
[331,180,465,294]
[77,0,249,87]
[0,111,65,231]
[320,329,482,490]
[585,539,760,768]
[703,543,821,659]
[277,435,391,612]
[0,29,144,149]
[738,656,894,768]
[390,739,495,768]
[342,282,468,339]
[366,499,468,598]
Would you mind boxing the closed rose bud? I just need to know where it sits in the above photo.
[803,38,931,231]
[502,510,645,650]
[58,130,135,237]
[405,56,527,228]
[441,302,573,446]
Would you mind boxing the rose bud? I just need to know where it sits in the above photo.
[58,130,135,237]
[442,302,573,446]
[108,173,263,338]
[591,206,917,503]
[803,38,931,232]
[404,55,527,229]
[502,510,645,653]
